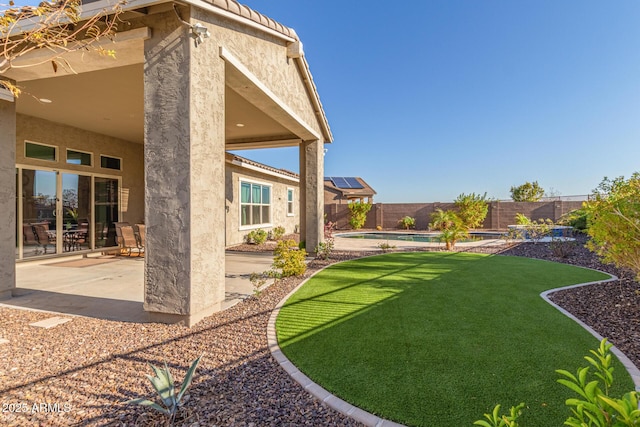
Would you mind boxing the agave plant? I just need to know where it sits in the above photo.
[126,355,202,425]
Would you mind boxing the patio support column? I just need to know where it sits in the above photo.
[143,9,226,326]
[299,139,324,251]
[0,95,16,300]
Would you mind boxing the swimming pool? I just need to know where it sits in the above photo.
[337,231,505,243]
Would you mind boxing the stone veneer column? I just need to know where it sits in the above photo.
[143,9,226,326]
[299,140,324,251]
[0,97,16,300]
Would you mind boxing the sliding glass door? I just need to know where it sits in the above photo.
[17,167,121,259]
[94,177,119,248]
[21,169,58,257]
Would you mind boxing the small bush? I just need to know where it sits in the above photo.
[246,229,267,245]
[273,239,307,277]
[378,241,396,253]
[270,226,285,241]
[550,236,576,258]
[559,208,588,231]
[398,216,416,230]
[348,201,372,230]
[315,241,334,260]
[249,272,268,297]
[315,221,336,260]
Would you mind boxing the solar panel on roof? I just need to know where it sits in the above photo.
[331,177,350,188]
[345,177,364,189]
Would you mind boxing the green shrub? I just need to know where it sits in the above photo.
[348,201,372,230]
[455,192,489,229]
[584,173,640,281]
[559,208,588,231]
[430,208,460,231]
[246,228,267,245]
[249,272,268,297]
[398,216,416,230]
[377,241,396,253]
[270,226,285,241]
[514,213,531,225]
[126,356,202,425]
[273,239,307,277]
[474,402,525,427]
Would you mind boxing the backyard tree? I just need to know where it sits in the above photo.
[510,181,545,202]
[347,201,372,230]
[430,208,468,249]
[584,173,640,281]
[429,208,459,231]
[454,192,489,229]
[0,0,124,97]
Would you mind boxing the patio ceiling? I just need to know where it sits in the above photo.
[6,28,300,148]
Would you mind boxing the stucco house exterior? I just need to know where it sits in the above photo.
[0,0,331,326]
[225,153,300,245]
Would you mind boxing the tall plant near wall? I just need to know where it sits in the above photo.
[454,192,489,229]
[348,201,372,230]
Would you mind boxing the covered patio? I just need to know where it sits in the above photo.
[0,0,332,325]
[6,251,273,322]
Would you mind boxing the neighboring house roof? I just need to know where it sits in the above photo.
[226,153,299,182]
[324,176,376,198]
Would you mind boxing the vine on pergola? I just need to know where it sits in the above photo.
[0,0,125,97]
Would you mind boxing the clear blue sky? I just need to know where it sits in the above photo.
[7,0,639,202]
[234,0,640,202]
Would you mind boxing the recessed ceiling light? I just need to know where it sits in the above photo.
[236,123,245,127]
[39,98,52,104]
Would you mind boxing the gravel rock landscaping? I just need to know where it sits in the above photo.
[1,234,638,426]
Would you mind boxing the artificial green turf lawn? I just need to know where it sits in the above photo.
[275,252,635,427]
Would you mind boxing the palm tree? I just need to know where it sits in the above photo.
[439,226,469,250]
[430,208,458,231]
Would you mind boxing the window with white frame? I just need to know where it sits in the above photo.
[25,141,57,162]
[287,188,294,216]
[240,181,271,226]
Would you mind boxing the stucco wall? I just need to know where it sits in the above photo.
[0,99,16,299]
[15,114,145,224]
[192,7,323,139]
[225,163,299,246]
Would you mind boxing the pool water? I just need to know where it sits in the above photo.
[338,232,505,243]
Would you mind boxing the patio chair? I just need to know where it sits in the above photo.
[120,225,144,257]
[75,222,89,250]
[32,224,52,254]
[135,224,145,250]
[114,222,131,253]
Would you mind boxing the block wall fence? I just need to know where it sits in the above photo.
[325,201,585,231]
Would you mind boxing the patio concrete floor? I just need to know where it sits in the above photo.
[4,252,274,323]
